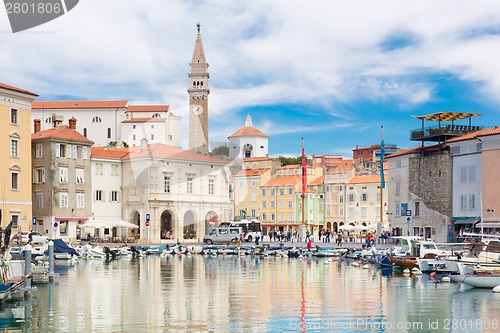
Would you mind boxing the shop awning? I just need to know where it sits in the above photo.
[55,217,89,221]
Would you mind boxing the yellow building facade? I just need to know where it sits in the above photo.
[0,83,38,231]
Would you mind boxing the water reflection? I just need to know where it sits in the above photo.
[0,256,498,332]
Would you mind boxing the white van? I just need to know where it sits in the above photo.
[203,227,242,244]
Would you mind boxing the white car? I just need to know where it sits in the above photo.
[20,232,49,244]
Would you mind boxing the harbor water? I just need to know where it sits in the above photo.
[1,255,500,332]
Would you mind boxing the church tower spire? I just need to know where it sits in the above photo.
[188,23,210,153]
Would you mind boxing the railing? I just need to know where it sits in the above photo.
[410,124,484,141]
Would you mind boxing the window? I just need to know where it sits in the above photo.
[95,163,103,175]
[395,180,401,195]
[92,116,102,122]
[238,194,244,202]
[279,213,284,220]
[348,207,354,218]
[339,195,344,203]
[469,194,476,209]
[251,193,256,201]
[270,213,276,221]
[288,187,293,195]
[11,172,19,190]
[35,144,43,158]
[10,108,18,124]
[11,215,19,229]
[151,134,155,140]
[239,181,244,188]
[164,176,171,193]
[469,166,476,182]
[151,125,154,129]
[152,113,161,118]
[251,209,256,218]
[288,200,293,208]
[56,144,66,158]
[132,134,136,140]
[72,145,77,159]
[348,194,354,202]
[279,188,285,195]
[415,202,420,216]
[262,201,267,208]
[460,195,467,210]
[111,164,118,176]
[270,201,275,208]
[132,125,136,129]
[59,167,68,183]
[262,213,267,221]
[395,202,401,216]
[251,180,256,187]
[60,192,69,208]
[339,208,344,216]
[111,191,119,202]
[362,193,367,202]
[107,128,112,138]
[279,200,284,208]
[326,207,331,216]
[76,193,85,209]
[83,147,88,160]
[209,179,214,195]
[83,128,87,137]
[34,168,45,183]
[262,189,266,196]
[95,190,103,201]
[76,168,84,183]
[76,146,82,159]
[460,166,467,183]
[10,139,18,157]
[271,188,276,196]
[35,192,43,208]
[187,177,193,194]
[361,207,367,217]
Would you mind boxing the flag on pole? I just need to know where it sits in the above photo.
[380,139,385,188]
[302,138,307,197]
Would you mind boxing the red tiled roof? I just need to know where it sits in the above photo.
[31,125,94,144]
[91,146,129,159]
[234,168,271,177]
[0,83,38,97]
[384,146,423,159]
[261,175,302,187]
[281,164,300,169]
[127,105,169,112]
[32,100,128,109]
[122,143,226,163]
[348,175,383,184]
[446,127,500,143]
[243,157,279,162]
[309,176,324,186]
[122,117,166,123]
[228,126,269,138]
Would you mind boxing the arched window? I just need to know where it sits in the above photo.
[45,117,52,123]
[152,113,161,118]
[83,128,87,137]
[107,128,111,138]
[92,116,102,123]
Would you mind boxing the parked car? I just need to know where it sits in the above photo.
[203,227,242,244]
[20,231,49,244]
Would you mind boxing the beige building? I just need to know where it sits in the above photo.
[31,117,94,240]
[0,83,38,232]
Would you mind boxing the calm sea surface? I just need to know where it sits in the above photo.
[1,255,499,332]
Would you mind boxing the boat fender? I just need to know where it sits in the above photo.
[441,276,451,283]
[363,264,369,269]
[403,268,411,275]
[493,285,500,293]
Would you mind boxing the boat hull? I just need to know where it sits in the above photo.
[449,274,500,288]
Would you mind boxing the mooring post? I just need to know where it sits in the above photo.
[48,240,55,282]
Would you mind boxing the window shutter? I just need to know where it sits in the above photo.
[83,147,88,160]
[56,143,60,157]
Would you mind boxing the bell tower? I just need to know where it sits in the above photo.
[188,23,210,153]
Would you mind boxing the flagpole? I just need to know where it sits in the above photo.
[379,126,385,240]
[301,138,305,228]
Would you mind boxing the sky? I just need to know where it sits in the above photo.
[2,0,500,158]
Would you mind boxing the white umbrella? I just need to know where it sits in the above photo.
[339,224,355,230]
[79,221,113,228]
[109,219,139,229]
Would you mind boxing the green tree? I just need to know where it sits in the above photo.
[278,156,307,166]
[212,145,229,156]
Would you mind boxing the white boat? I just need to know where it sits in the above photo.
[449,273,500,288]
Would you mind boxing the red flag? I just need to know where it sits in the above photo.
[302,138,307,197]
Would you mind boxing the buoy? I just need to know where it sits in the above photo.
[492,285,500,293]
[430,272,437,279]
[403,268,411,275]
[442,276,451,283]
[363,264,369,269]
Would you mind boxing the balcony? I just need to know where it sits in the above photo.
[410,124,484,142]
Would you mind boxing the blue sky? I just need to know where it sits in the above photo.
[2,1,500,158]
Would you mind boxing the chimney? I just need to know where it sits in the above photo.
[52,115,63,128]
[68,117,77,130]
[34,119,41,133]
